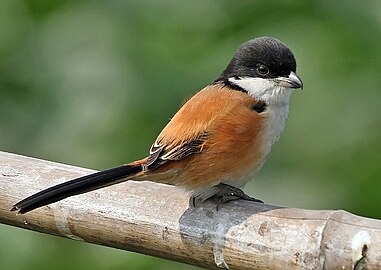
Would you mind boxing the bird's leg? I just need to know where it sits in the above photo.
[213,183,263,210]
[189,196,198,208]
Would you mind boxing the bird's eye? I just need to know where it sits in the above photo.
[257,65,269,76]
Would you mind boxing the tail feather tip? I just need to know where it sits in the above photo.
[10,205,19,212]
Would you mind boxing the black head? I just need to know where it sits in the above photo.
[214,37,301,87]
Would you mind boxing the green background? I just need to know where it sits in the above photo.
[1,1,380,269]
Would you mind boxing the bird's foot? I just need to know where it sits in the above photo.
[213,183,263,210]
[189,183,263,210]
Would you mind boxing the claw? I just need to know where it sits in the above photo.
[213,183,263,210]
[189,183,263,210]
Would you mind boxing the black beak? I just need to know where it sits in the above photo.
[276,71,303,89]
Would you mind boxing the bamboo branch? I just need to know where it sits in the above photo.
[0,151,380,270]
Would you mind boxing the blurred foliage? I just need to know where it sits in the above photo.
[1,0,380,269]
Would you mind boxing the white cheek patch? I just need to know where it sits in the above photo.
[228,77,292,105]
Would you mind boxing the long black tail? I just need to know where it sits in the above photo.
[11,164,142,214]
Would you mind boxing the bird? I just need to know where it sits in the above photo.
[11,36,303,214]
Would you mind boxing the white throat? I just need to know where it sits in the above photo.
[228,77,292,106]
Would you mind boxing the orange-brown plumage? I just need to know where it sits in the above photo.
[143,84,265,192]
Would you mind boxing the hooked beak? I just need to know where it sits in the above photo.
[276,71,303,89]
